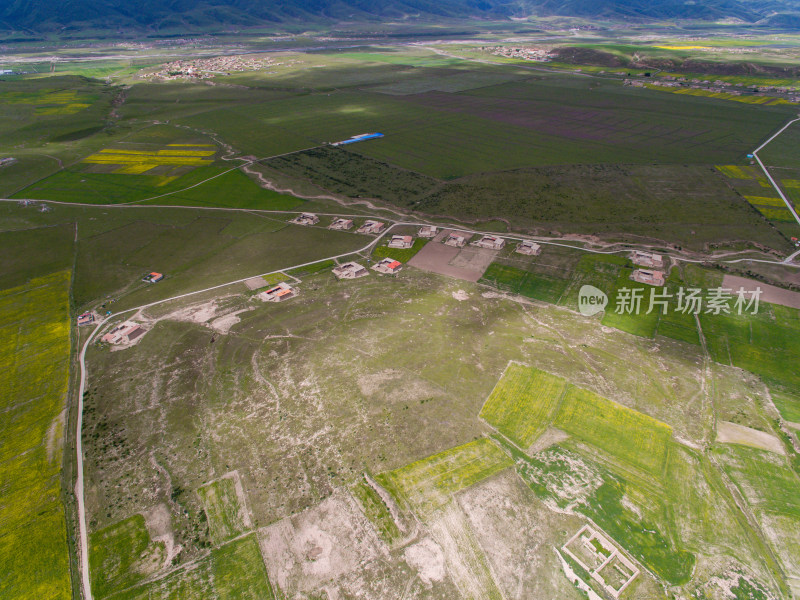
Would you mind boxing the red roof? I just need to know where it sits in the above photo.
[388,261,401,269]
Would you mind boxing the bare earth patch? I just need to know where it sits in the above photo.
[403,538,446,586]
[722,275,800,310]
[716,421,786,455]
[527,427,570,455]
[258,491,386,595]
[408,230,492,282]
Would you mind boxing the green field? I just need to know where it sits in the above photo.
[771,390,800,423]
[556,386,673,478]
[371,238,428,263]
[479,262,570,304]
[701,301,800,394]
[600,268,662,338]
[480,364,567,448]
[375,438,513,517]
[0,271,73,600]
[90,514,165,598]
[197,476,249,546]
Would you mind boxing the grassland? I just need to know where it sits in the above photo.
[0,271,73,600]
[351,480,402,545]
[771,390,800,423]
[375,438,513,518]
[263,146,441,206]
[418,164,788,251]
[5,41,800,598]
[480,364,567,448]
[0,223,75,290]
[4,47,796,255]
[714,445,800,580]
[0,76,118,195]
[111,534,274,600]
[197,476,248,545]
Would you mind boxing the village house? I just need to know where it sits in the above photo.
[372,257,403,274]
[142,272,163,283]
[387,235,413,249]
[356,220,386,234]
[332,261,369,279]
[516,240,541,255]
[472,235,506,250]
[630,251,664,269]
[102,321,145,344]
[77,312,95,326]
[258,282,297,302]
[290,212,320,226]
[444,233,467,248]
[418,225,438,238]
[631,269,665,287]
[328,218,354,230]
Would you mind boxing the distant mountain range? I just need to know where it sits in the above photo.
[2,0,800,33]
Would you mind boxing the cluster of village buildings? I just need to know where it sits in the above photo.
[630,251,666,286]
[83,211,672,345]
[139,55,287,81]
[490,46,555,62]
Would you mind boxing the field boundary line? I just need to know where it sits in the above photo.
[752,116,800,230]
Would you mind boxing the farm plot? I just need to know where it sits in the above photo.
[372,238,429,263]
[82,144,215,177]
[715,163,798,230]
[600,268,662,338]
[700,301,800,394]
[374,438,513,518]
[89,514,166,598]
[499,437,695,585]
[479,262,569,304]
[0,271,72,600]
[554,386,673,479]
[112,534,273,600]
[0,87,95,115]
[197,473,250,545]
[480,363,567,449]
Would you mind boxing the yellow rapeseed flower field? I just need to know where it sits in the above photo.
[0,271,73,600]
[82,145,216,175]
[745,196,788,207]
